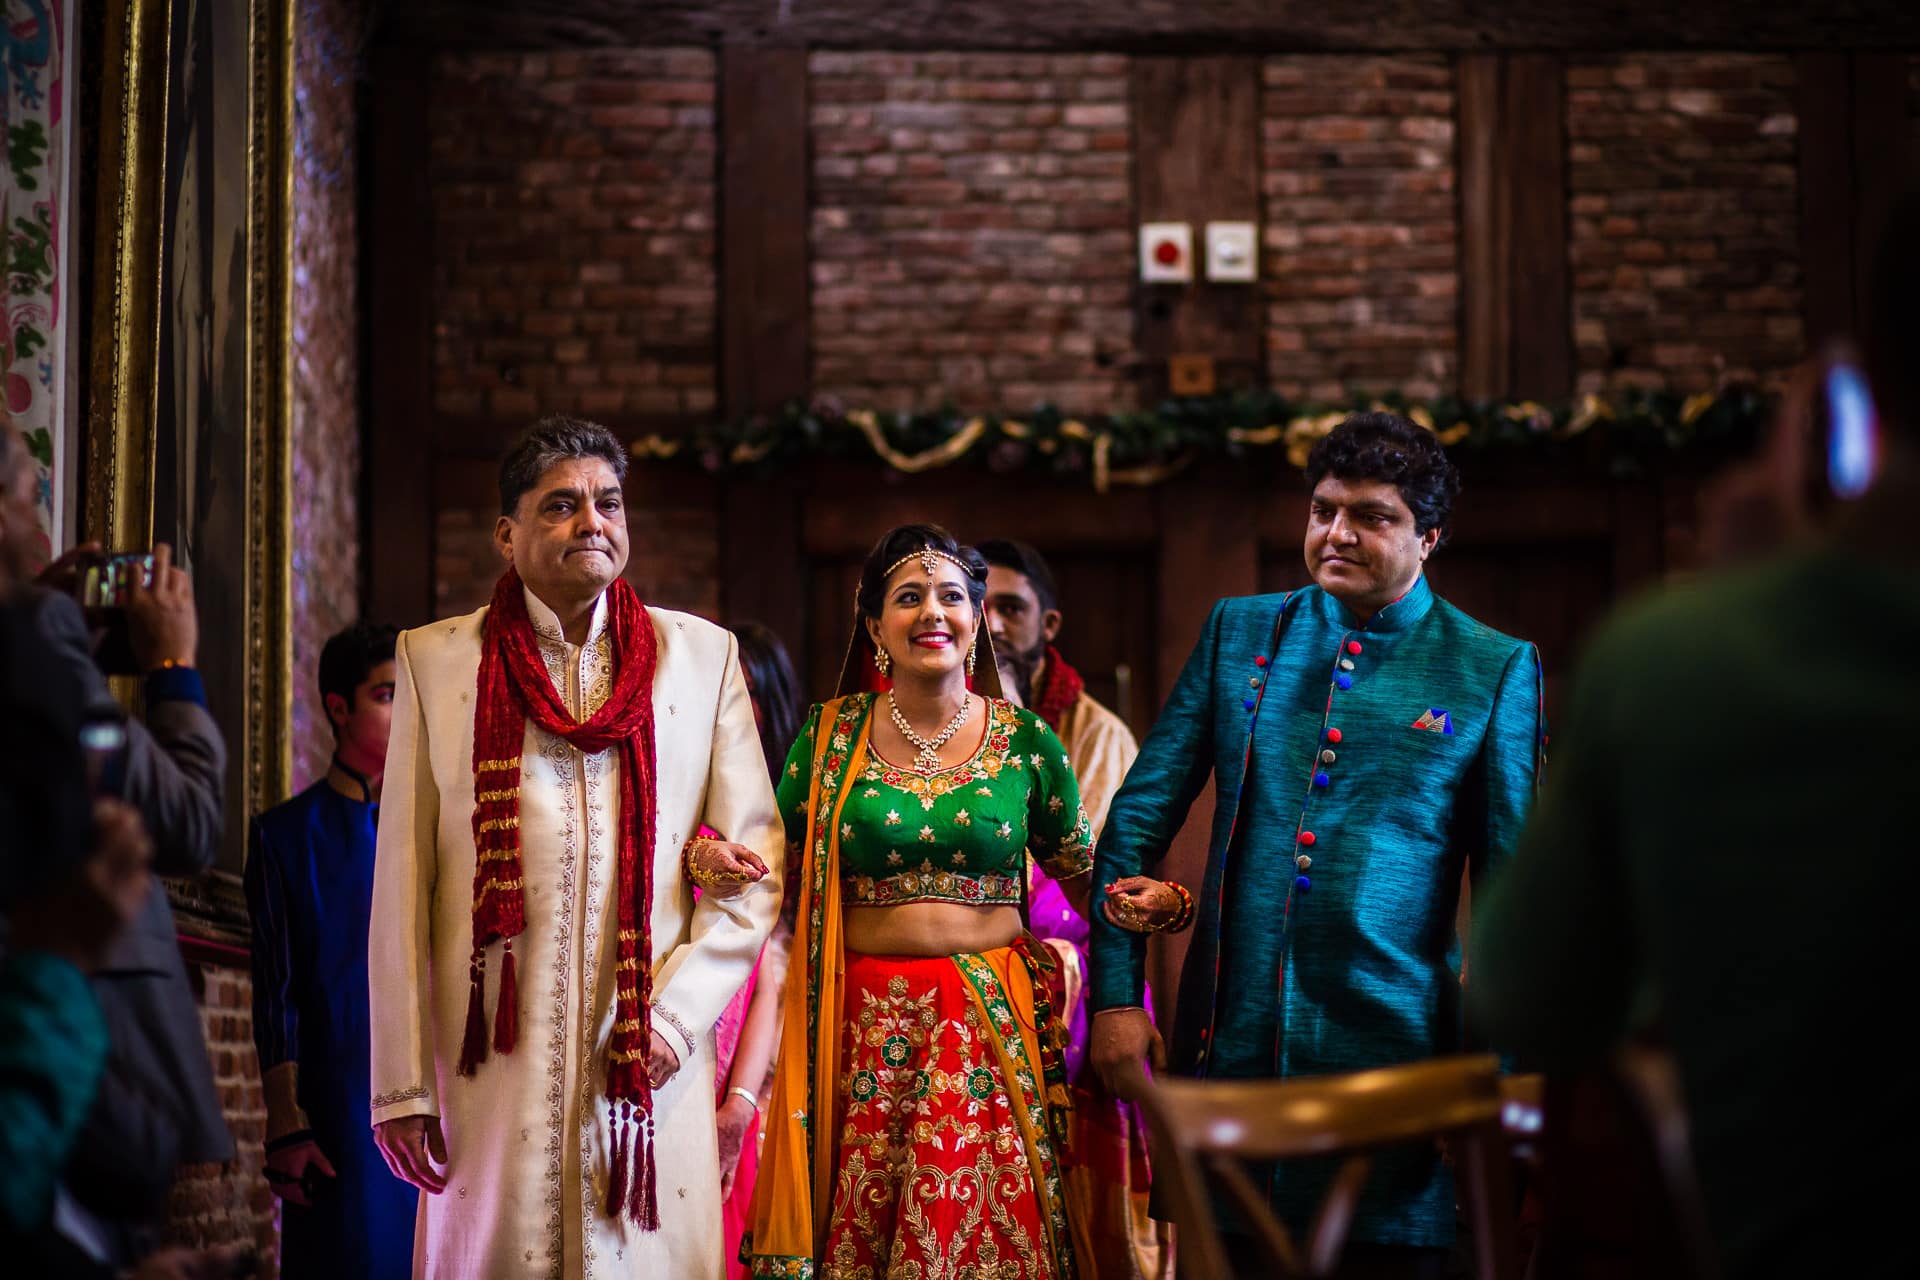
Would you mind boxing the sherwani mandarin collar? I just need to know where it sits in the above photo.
[521,584,612,652]
[1312,572,1434,636]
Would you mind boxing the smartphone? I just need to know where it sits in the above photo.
[78,717,130,798]
[71,551,154,675]
[1823,360,1879,500]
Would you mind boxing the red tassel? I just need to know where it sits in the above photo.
[631,1112,660,1231]
[605,1102,629,1219]
[457,953,489,1077]
[492,940,519,1054]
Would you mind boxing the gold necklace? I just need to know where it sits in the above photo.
[887,691,972,772]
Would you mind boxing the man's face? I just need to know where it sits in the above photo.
[0,420,46,587]
[984,565,1059,693]
[493,456,630,606]
[329,660,397,771]
[1304,475,1440,617]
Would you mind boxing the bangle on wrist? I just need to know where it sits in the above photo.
[726,1084,761,1114]
[153,657,194,671]
[1165,881,1196,934]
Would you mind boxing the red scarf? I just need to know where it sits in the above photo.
[465,567,663,1229]
[1030,645,1084,732]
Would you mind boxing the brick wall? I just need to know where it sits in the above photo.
[290,0,368,790]
[162,963,276,1277]
[429,49,718,426]
[1261,55,1458,401]
[1567,54,1803,394]
[808,52,1136,414]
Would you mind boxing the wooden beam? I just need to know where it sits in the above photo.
[1795,53,1855,352]
[379,2,1920,56]
[1457,55,1510,398]
[1131,56,1264,398]
[719,46,810,416]
[1148,471,1258,1037]
[1849,53,1912,333]
[1458,53,1569,400]
[1505,55,1569,400]
[365,46,437,627]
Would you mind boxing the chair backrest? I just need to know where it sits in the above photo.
[1136,1054,1520,1280]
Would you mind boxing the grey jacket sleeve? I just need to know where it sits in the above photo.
[34,588,225,876]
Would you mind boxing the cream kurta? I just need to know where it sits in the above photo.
[1054,689,1138,840]
[369,589,782,1280]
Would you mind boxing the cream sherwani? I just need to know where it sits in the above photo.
[369,588,782,1280]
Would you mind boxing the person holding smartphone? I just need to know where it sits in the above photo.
[1472,189,1920,1279]
[0,415,233,1267]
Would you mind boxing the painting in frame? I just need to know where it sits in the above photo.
[86,0,292,896]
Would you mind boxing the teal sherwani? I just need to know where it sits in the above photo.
[1090,574,1543,1246]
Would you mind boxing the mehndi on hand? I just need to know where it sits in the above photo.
[681,836,770,899]
[1101,876,1194,934]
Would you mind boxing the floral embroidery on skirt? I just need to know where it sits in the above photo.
[824,949,1071,1280]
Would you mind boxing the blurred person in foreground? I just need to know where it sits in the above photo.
[1089,414,1545,1277]
[246,621,416,1278]
[0,414,232,1266]
[979,536,1170,1280]
[698,621,803,1279]
[1471,191,1920,1279]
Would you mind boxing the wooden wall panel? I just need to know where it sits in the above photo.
[1795,53,1855,352]
[720,46,810,417]
[1458,53,1570,400]
[366,47,437,627]
[1797,52,1914,352]
[1131,57,1264,397]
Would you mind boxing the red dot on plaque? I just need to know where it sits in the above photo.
[1153,240,1181,266]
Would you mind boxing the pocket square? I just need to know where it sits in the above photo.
[1411,708,1453,735]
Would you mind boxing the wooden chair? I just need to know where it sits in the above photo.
[1134,1054,1520,1280]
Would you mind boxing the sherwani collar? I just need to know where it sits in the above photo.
[1314,572,1433,634]
[521,583,612,652]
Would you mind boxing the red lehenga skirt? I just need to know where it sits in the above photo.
[822,946,1076,1280]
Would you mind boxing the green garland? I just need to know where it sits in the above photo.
[631,387,1772,490]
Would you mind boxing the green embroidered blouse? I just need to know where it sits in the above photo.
[778,694,1094,908]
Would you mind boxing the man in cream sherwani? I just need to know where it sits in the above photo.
[368,416,782,1279]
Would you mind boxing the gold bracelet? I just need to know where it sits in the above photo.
[683,836,754,888]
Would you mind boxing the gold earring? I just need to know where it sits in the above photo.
[874,644,891,676]
[966,640,977,678]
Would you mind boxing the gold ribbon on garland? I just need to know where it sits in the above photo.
[847,410,991,473]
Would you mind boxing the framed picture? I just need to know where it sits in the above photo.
[86,0,292,884]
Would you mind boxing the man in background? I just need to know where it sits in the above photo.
[978,536,1166,1279]
[978,538,1138,835]
[248,621,417,1279]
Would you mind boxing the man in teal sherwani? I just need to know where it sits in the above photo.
[1089,413,1544,1276]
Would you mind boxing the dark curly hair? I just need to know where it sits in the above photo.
[1304,412,1460,542]
[855,524,988,621]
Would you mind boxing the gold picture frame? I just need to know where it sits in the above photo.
[86,0,293,880]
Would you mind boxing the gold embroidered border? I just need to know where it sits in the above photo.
[371,1084,429,1109]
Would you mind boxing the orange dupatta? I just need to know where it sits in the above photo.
[746,695,872,1276]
